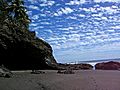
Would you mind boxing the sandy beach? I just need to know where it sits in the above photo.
[0,70,120,90]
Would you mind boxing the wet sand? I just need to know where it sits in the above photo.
[0,70,120,90]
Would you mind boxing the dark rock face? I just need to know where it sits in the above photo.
[95,61,120,70]
[0,23,57,70]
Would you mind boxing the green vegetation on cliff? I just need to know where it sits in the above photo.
[0,0,30,30]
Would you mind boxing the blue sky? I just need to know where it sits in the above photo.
[25,0,120,63]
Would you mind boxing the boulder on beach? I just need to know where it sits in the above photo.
[31,70,45,74]
[0,65,13,78]
[57,69,75,74]
[95,61,120,70]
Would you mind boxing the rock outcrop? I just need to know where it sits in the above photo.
[95,61,120,70]
[58,63,93,70]
[0,21,57,70]
[0,65,13,78]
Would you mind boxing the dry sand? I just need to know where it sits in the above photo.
[0,70,120,90]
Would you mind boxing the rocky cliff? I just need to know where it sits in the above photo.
[95,61,120,70]
[0,22,58,70]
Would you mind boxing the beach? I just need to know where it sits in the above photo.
[0,70,120,90]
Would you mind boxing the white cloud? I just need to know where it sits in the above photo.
[94,0,103,3]
[31,15,39,20]
[61,8,69,14]
[60,28,70,31]
[31,23,38,26]
[82,8,91,12]
[66,0,86,5]
[101,16,108,20]
[108,37,120,41]
[35,31,39,36]
[40,14,46,17]
[47,36,66,41]
[54,13,59,16]
[27,0,38,4]
[78,14,85,17]
[94,4,100,8]
[38,26,44,29]
[81,7,98,13]
[107,30,115,33]
[69,30,79,34]
[40,0,55,6]
[51,44,61,50]
[55,7,74,16]
[90,7,97,12]
[46,29,53,33]
[83,6,119,15]
[29,5,39,10]
[109,33,120,36]
[94,42,120,52]
[103,7,118,14]
[111,5,118,9]
[40,22,51,25]
[86,33,93,36]
[94,17,101,20]
[94,0,120,3]
[47,1,55,6]
[68,34,80,42]
[80,0,86,4]
[80,41,90,46]
[92,13,103,17]
[68,27,74,30]
[67,16,77,20]
[27,11,33,16]
[41,0,47,2]
[64,7,74,14]
[110,26,120,29]
[40,3,47,7]
[32,26,44,31]
[32,27,40,31]
[59,42,77,49]
[57,10,63,16]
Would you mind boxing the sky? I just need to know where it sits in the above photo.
[25,0,120,63]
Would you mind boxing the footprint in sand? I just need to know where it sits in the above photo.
[91,76,98,90]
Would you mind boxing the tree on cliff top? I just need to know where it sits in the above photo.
[0,0,30,30]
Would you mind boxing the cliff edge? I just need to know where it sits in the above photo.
[0,22,58,70]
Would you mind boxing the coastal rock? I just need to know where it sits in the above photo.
[0,65,13,78]
[0,21,57,70]
[95,61,120,70]
[57,69,75,74]
[58,63,93,70]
